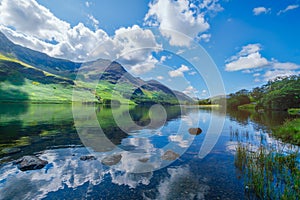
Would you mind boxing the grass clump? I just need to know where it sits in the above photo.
[288,108,300,115]
[235,142,300,199]
[238,103,256,111]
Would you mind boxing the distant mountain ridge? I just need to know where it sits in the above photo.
[0,32,194,104]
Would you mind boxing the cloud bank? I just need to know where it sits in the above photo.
[226,43,300,81]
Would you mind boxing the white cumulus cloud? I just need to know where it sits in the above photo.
[183,85,198,96]
[226,43,300,82]
[0,0,161,73]
[144,0,222,46]
[199,33,211,42]
[0,0,70,42]
[253,7,270,15]
[157,76,164,80]
[168,65,190,77]
[225,44,269,71]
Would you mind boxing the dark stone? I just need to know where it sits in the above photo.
[14,156,48,171]
[161,150,179,161]
[80,155,96,161]
[1,147,21,155]
[138,157,149,163]
[101,154,122,166]
[188,128,202,135]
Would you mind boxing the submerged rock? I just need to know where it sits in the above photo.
[1,147,21,155]
[188,128,202,135]
[162,150,179,161]
[80,155,96,161]
[14,156,48,171]
[101,154,122,166]
[138,157,150,163]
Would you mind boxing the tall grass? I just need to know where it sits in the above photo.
[234,133,300,199]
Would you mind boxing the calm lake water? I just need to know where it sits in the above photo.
[0,104,293,200]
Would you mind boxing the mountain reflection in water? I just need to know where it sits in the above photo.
[0,104,292,199]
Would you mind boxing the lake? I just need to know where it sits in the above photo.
[0,104,293,199]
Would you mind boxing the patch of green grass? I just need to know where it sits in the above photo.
[95,81,136,105]
[272,118,300,145]
[288,108,300,115]
[39,130,58,137]
[0,79,73,103]
[238,103,256,110]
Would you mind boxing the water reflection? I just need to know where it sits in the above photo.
[0,104,294,199]
[227,108,292,131]
[74,104,202,173]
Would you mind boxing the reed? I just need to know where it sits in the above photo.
[234,130,300,199]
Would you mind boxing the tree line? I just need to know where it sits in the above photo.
[199,75,300,111]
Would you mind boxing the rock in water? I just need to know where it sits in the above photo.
[138,157,150,163]
[188,128,202,135]
[14,156,48,171]
[80,155,96,161]
[161,150,179,161]
[101,154,122,166]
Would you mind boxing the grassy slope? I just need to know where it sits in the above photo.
[0,53,183,105]
[272,118,300,145]
[0,53,88,103]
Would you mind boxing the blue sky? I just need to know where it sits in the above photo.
[0,0,299,98]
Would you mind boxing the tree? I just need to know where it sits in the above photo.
[260,75,300,110]
[251,87,264,101]
[227,94,251,109]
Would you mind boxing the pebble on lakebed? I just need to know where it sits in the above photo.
[101,154,122,166]
[14,155,48,171]
[188,128,202,135]
[161,150,179,161]
[80,155,96,161]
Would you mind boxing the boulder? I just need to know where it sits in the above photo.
[80,155,96,161]
[101,154,122,166]
[188,128,202,135]
[14,156,48,171]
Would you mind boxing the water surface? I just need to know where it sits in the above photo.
[0,104,293,199]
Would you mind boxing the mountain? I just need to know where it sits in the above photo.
[0,32,80,78]
[0,32,194,104]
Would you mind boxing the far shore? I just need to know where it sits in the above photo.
[0,101,222,107]
[193,104,220,108]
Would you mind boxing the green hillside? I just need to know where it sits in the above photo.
[0,32,194,105]
[0,54,186,104]
[0,53,86,103]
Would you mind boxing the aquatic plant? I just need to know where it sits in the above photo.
[235,140,300,199]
